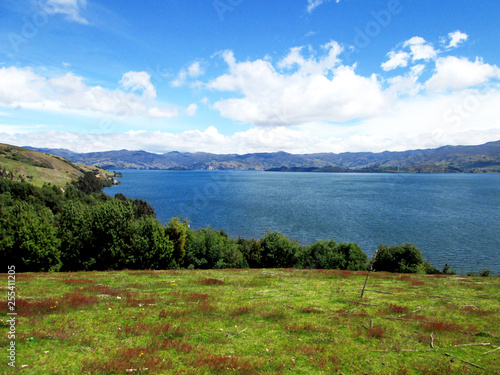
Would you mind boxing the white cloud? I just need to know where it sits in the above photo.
[381,51,410,71]
[404,36,438,61]
[4,90,500,155]
[387,64,425,96]
[306,0,340,13]
[120,71,157,99]
[208,44,390,126]
[426,56,500,91]
[185,103,198,116]
[42,0,88,24]
[171,61,205,87]
[0,66,177,118]
[445,31,468,49]
[147,106,178,118]
[187,62,204,78]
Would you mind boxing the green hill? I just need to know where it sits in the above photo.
[0,143,118,187]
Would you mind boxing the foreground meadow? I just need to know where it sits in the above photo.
[1,269,499,374]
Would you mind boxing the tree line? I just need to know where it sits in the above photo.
[1,173,448,274]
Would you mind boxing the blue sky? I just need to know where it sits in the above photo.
[0,0,499,153]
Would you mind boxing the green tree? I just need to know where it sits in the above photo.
[58,200,94,271]
[335,242,368,271]
[237,237,263,268]
[259,231,300,268]
[373,243,424,273]
[129,216,174,269]
[0,202,61,272]
[165,217,189,266]
[88,199,135,270]
[74,172,103,194]
[185,227,246,269]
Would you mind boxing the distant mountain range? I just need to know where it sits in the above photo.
[26,140,500,173]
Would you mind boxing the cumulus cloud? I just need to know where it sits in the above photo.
[444,31,468,49]
[171,61,205,87]
[404,36,438,61]
[42,0,88,24]
[387,64,425,96]
[208,43,390,126]
[381,51,410,71]
[120,71,157,99]
[0,66,177,118]
[426,56,500,91]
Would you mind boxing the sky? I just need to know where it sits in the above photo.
[0,0,499,154]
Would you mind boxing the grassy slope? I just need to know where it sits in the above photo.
[2,269,498,374]
[0,143,115,187]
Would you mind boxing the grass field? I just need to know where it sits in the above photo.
[1,269,499,374]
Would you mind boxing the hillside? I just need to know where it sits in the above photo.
[0,143,119,187]
[27,140,500,173]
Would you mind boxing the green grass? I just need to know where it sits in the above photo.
[1,269,499,374]
[0,143,115,187]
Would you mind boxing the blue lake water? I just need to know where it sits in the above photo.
[105,171,500,274]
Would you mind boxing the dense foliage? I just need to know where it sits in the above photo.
[1,176,445,274]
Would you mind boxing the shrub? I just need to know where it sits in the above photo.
[185,227,247,269]
[259,231,300,268]
[373,243,425,273]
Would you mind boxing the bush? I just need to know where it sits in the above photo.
[373,243,425,274]
[185,227,247,269]
[259,231,301,268]
[0,202,61,272]
[237,237,263,268]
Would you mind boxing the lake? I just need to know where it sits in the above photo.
[105,171,500,274]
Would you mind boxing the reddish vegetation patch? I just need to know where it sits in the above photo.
[388,304,409,314]
[231,306,252,317]
[462,306,490,316]
[185,293,211,302]
[366,325,385,339]
[160,339,197,354]
[422,320,461,332]
[295,345,325,356]
[340,270,353,278]
[82,284,121,296]
[15,273,37,281]
[194,301,217,314]
[398,275,412,282]
[15,298,58,316]
[15,292,97,316]
[410,280,426,286]
[300,306,322,314]
[199,278,225,285]
[60,292,98,309]
[62,278,94,284]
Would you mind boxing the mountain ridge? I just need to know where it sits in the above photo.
[25,140,500,173]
